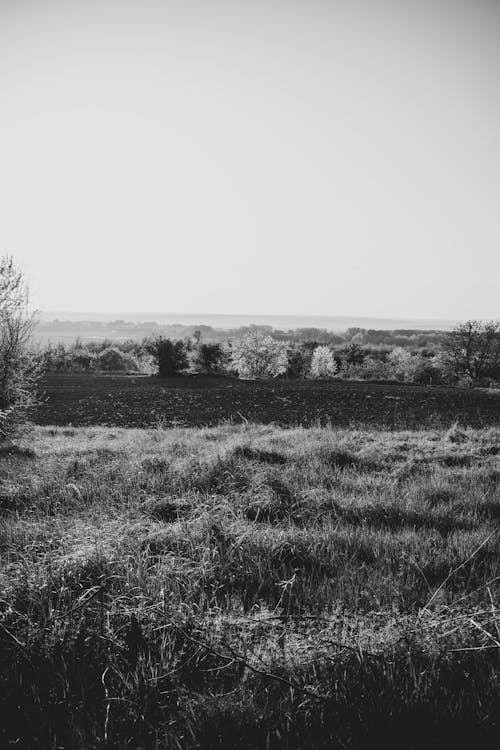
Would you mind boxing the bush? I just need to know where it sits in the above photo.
[387,347,415,381]
[410,357,443,385]
[192,343,228,374]
[309,345,338,379]
[344,341,365,365]
[340,357,393,380]
[42,343,70,372]
[146,337,188,377]
[230,332,288,379]
[95,347,139,372]
[286,345,312,379]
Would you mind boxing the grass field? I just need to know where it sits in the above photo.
[1,420,500,748]
[37,373,500,429]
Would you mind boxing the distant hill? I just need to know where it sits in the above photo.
[33,312,457,346]
[38,311,456,329]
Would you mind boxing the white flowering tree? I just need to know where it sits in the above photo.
[230,332,288,379]
[309,345,338,379]
[387,346,416,381]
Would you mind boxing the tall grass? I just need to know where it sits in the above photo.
[1,423,500,748]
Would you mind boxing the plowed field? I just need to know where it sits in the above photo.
[36,374,500,428]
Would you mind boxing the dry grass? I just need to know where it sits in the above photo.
[1,422,500,748]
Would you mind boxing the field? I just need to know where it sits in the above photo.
[37,373,500,429]
[1,405,500,747]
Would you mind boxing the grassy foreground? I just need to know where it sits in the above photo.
[1,422,500,748]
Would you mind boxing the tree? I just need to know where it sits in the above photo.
[344,341,365,365]
[443,320,500,384]
[230,332,288,379]
[387,346,415,381]
[192,342,227,374]
[0,256,41,438]
[309,345,338,379]
[146,337,188,377]
[286,344,313,379]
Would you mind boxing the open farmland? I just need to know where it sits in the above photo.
[37,373,500,429]
[1,422,500,748]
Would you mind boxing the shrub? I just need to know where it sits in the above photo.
[230,332,288,379]
[95,347,139,372]
[410,357,443,385]
[42,343,69,372]
[431,351,459,385]
[286,345,312,379]
[309,345,338,379]
[340,357,393,381]
[344,341,365,365]
[192,343,227,374]
[146,337,188,377]
[387,347,415,380]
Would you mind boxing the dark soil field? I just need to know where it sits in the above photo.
[36,373,500,428]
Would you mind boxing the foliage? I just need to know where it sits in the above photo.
[38,321,500,390]
[146,336,188,377]
[309,345,338,379]
[387,346,417,381]
[431,351,458,385]
[344,341,365,364]
[192,342,228,374]
[95,346,140,372]
[230,332,288,379]
[409,357,444,386]
[286,344,313,379]
[443,320,500,384]
[43,341,154,374]
[0,256,41,438]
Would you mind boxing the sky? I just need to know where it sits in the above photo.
[0,0,499,320]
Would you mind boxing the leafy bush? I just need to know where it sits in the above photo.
[192,343,228,374]
[230,332,288,379]
[387,347,415,380]
[309,345,338,379]
[340,357,393,380]
[286,345,312,379]
[146,337,188,377]
[95,347,140,372]
[410,357,444,385]
[344,341,365,365]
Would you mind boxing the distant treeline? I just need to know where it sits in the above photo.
[38,319,500,388]
[35,319,448,350]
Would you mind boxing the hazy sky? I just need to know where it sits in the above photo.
[1,0,499,319]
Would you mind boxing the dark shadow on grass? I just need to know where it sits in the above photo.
[232,446,288,465]
[335,504,475,535]
[321,449,383,472]
[424,489,458,507]
[439,454,474,468]
[480,446,500,456]
[0,444,36,458]
[141,498,192,522]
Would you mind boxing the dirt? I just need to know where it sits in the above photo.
[35,374,500,429]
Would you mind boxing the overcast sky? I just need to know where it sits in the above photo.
[1,0,499,319]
